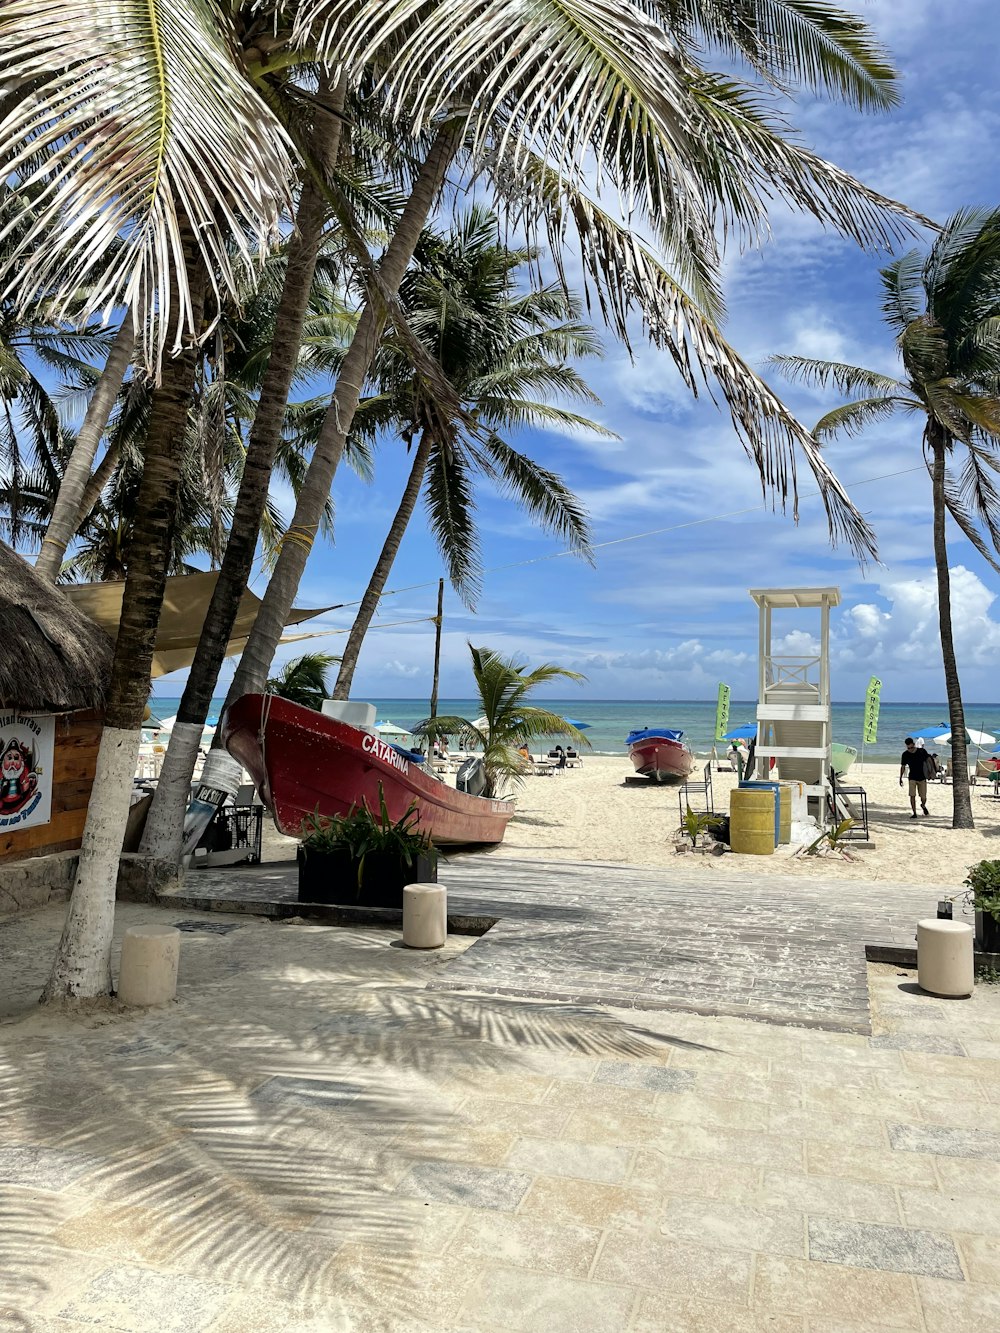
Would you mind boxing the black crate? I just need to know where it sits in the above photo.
[196,803,263,863]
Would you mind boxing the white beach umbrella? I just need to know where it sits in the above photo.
[374,721,413,741]
[928,727,996,748]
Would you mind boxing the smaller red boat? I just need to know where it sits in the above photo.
[222,694,515,845]
[625,727,695,785]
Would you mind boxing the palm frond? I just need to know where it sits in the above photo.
[768,354,908,398]
[0,0,295,365]
[682,0,899,111]
[812,395,907,441]
[880,250,927,333]
[471,432,593,560]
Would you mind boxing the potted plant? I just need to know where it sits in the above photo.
[298,783,438,909]
[964,860,1000,953]
[674,806,724,854]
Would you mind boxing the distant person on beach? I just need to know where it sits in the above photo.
[900,737,932,817]
[518,743,530,762]
[554,745,567,769]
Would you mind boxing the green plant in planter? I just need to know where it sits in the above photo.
[678,806,723,848]
[299,783,438,890]
[964,860,1000,922]
[800,817,855,858]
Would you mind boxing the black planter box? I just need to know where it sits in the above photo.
[977,909,1000,954]
[297,846,437,909]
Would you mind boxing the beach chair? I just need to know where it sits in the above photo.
[565,748,582,767]
[678,762,713,820]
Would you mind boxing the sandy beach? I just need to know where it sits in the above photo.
[260,753,1000,891]
[471,756,1000,889]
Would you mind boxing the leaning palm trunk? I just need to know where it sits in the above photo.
[138,175,335,863]
[930,426,974,829]
[41,258,206,1002]
[78,439,123,527]
[221,122,462,710]
[332,431,432,699]
[35,318,135,581]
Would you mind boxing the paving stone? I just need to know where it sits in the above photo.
[593,1059,696,1093]
[0,1146,96,1191]
[759,1172,901,1224]
[174,919,244,935]
[249,1075,361,1110]
[660,1197,805,1257]
[869,1034,966,1055]
[808,1216,963,1280]
[505,1135,631,1184]
[593,1229,752,1303]
[899,1185,1000,1234]
[916,1274,1000,1333]
[395,1161,531,1211]
[459,1267,633,1333]
[444,1212,601,1278]
[805,1141,938,1187]
[58,1264,231,1332]
[633,1151,761,1203]
[629,1296,803,1333]
[888,1121,1000,1161]
[516,1174,662,1231]
[754,1254,921,1325]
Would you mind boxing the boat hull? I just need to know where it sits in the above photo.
[222,694,515,846]
[627,737,696,785]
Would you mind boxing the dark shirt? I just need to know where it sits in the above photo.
[901,749,932,780]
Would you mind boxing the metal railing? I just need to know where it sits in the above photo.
[765,655,821,693]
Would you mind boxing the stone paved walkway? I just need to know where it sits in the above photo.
[1,901,999,1331]
[178,855,946,1033]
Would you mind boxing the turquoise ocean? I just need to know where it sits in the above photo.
[148,697,1000,764]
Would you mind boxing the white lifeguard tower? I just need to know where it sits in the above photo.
[750,587,840,827]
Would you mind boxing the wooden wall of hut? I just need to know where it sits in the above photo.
[0,709,102,862]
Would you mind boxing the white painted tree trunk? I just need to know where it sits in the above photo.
[41,727,140,1000]
[137,723,202,861]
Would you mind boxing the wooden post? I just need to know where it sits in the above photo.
[429,578,444,721]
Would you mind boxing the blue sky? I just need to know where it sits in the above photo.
[165,0,1000,705]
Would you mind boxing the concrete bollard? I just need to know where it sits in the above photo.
[917,919,974,998]
[403,883,447,950]
[118,924,181,1005]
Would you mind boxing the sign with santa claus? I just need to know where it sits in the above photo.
[0,712,54,831]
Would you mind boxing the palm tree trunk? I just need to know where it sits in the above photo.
[429,577,444,719]
[42,252,206,1001]
[930,424,974,829]
[221,123,462,710]
[137,85,349,864]
[78,440,122,527]
[332,432,433,699]
[34,318,134,581]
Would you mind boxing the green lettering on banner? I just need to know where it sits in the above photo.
[715,683,731,742]
[864,676,882,745]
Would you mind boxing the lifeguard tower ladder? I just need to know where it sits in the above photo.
[751,587,840,827]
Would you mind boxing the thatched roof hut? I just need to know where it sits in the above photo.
[0,542,114,712]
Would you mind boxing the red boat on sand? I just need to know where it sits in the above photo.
[223,694,515,846]
[626,727,695,785]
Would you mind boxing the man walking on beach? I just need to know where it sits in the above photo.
[900,737,931,818]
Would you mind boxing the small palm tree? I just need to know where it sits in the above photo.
[770,207,1000,830]
[266,652,340,710]
[416,643,590,797]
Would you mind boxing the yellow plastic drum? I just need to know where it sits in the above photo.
[776,783,793,845]
[729,788,776,856]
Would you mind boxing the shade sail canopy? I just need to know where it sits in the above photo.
[561,718,591,730]
[65,571,331,678]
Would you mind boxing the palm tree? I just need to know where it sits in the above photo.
[222,0,924,727]
[331,206,609,699]
[770,208,1000,830]
[141,0,921,873]
[416,644,589,797]
[266,651,340,709]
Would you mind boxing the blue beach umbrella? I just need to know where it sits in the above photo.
[723,724,757,741]
[562,718,591,730]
